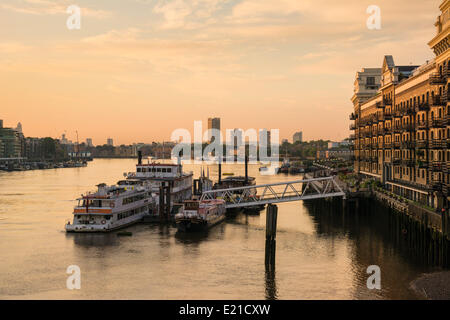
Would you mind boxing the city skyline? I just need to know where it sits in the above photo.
[0,0,441,145]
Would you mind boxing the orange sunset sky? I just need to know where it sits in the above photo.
[0,0,441,145]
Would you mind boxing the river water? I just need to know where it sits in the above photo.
[0,159,436,299]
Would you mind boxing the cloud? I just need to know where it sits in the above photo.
[0,0,111,18]
[153,0,228,29]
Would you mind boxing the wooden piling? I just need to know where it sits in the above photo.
[265,204,278,270]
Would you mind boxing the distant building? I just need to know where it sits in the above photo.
[231,128,243,149]
[86,138,93,147]
[259,129,271,147]
[293,131,303,143]
[24,137,42,160]
[61,134,70,145]
[207,117,221,143]
[0,120,24,158]
[107,138,114,146]
[328,141,340,149]
[15,122,22,133]
[317,149,353,160]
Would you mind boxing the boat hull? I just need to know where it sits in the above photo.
[176,215,225,232]
[65,214,145,233]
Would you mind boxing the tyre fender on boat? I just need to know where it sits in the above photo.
[101,220,106,225]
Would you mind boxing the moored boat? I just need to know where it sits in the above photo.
[65,179,156,233]
[175,199,226,232]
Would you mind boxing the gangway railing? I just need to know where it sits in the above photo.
[200,176,346,208]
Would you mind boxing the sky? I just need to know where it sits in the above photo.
[0,0,442,145]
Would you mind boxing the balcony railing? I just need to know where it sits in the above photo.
[384,111,392,119]
[400,141,415,149]
[431,95,444,106]
[431,181,443,192]
[429,73,447,85]
[443,184,450,196]
[431,161,444,172]
[393,110,403,118]
[430,140,445,149]
[390,179,432,193]
[429,117,446,128]
[415,120,428,129]
[415,140,428,149]
[393,125,402,133]
[383,98,392,106]
[402,123,415,131]
[349,124,356,130]
[417,160,429,168]
[415,101,430,112]
[376,101,384,108]
[401,159,415,167]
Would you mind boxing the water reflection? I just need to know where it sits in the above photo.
[304,198,432,299]
[67,232,119,247]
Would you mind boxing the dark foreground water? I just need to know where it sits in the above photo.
[0,159,437,299]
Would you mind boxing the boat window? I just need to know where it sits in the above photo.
[157,168,162,172]
[162,168,167,173]
[137,168,142,172]
[167,168,172,173]
[105,215,112,220]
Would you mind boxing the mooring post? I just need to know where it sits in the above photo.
[165,182,171,219]
[265,204,278,270]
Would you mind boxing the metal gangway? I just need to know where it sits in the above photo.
[200,176,346,208]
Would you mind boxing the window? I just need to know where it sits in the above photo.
[367,77,375,85]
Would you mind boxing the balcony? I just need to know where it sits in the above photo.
[416,160,428,168]
[429,73,446,85]
[390,179,433,193]
[402,123,415,131]
[383,98,392,106]
[400,141,415,149]
[415,101,430,112]
[393,157,401,165]
[415,140,428,149]
[393,125,402,133]
[429,140,445,149]
[349,123,356,130]
[393,141,401,148]
[401,159,415,167]
[431,161,444,172]
[431,181,443,192]
[376,101,385,108]
[443,184,450,196]
[384,111,392,119]
[384,142,392,149]
[429,117,446,128]
[431,95,445,106]
[415,120,428,129]
[405,108,415,115]
[393,110,403,118]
